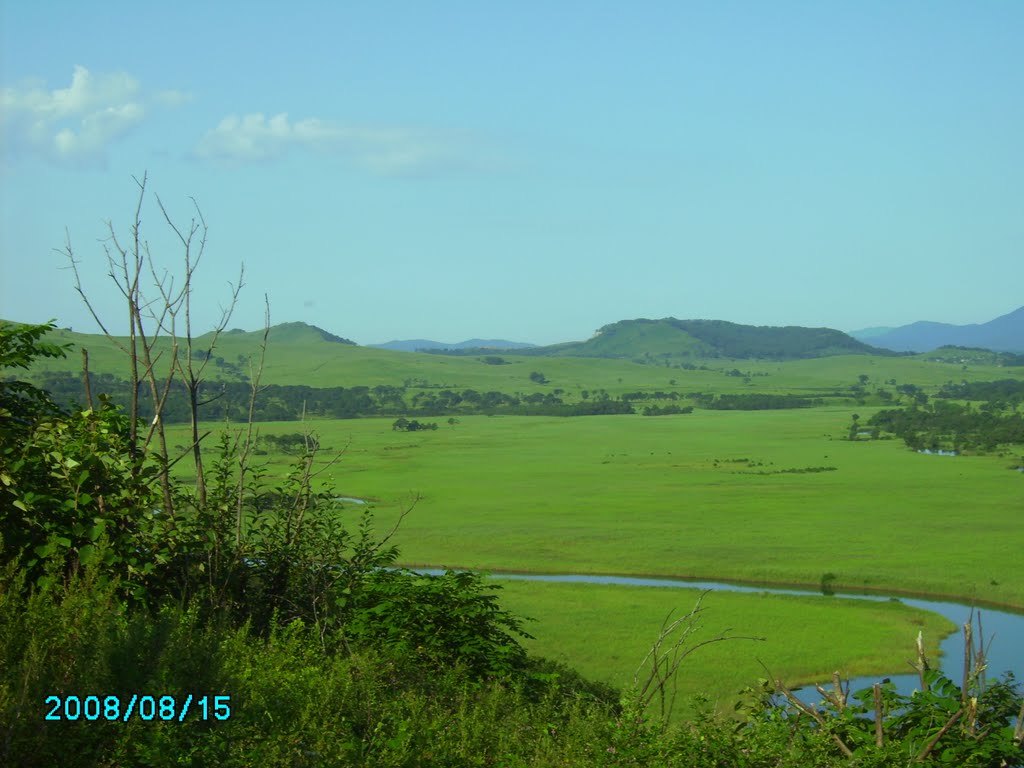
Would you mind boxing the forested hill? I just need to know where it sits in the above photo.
[491,318,892,361]
[228,321,356,346]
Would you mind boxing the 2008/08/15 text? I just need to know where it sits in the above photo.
[44,694,231,722]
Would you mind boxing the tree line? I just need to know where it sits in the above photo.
[19,370,636,421]
[935,378,1024,407]
[868,401,1024,453]
[690,392,823,410]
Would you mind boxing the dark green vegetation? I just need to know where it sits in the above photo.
[869,403,1024,453]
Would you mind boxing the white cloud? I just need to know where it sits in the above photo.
[1,66,184,167]
[194,111,467,177]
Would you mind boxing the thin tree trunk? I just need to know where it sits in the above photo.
[81,348,94,410]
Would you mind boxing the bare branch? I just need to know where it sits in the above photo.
[633,592,764,728]
[58,234,128,354]
[915,708,964,761]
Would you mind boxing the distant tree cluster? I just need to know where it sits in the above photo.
[392,418,438,432]
[924,347,1024,367]
[641,404,694,416]
[21,372,637,422]
[894,383,929,405]
[868,402,1024,452]
[935,379,1024,407]
[620,390,681,402]
[259,433,321,454]
[691,393,822,410]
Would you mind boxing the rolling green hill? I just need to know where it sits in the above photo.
[8,320,1024,410]
[513,318,890,361]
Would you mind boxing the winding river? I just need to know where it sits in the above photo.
[413,568,1024,702]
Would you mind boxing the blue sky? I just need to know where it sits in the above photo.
[2,2,1021,346]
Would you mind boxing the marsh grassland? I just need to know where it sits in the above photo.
[189,409,1021,605]
[168,399,1020,705]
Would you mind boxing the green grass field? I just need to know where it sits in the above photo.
[172,409,1022,609]
[160,405,1019,708]
[494,579,952,708]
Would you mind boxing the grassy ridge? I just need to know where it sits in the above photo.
[24,325,1024,399]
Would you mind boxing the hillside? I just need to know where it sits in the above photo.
[264,322,355,346]
[14,318,1023,400]
[515,318,888,361]
[859,305,1024,353]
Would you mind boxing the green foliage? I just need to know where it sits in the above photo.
[0,321,69,371]
[4,566,1017,767]
[0,321,66,437]
[0,565,612,767]
[936,378,1024,406]
[1,324,162,596]
[762,670,1024,766]
[392,418,438,432]
[869,402,1024,452]
[2,396,163,593]
[641,404,693,416]
[347,569,533,676]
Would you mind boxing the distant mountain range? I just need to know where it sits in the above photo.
[850,306,1024,353]
[12,307,1020,371]
[369,338,536,352]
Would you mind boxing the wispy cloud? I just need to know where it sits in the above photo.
[193,111,480,177]
[1,66,189,167]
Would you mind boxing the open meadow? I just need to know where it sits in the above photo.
[166,401,1021,707]
[172,408,1024,608]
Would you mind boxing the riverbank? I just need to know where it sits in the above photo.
[399,562,1024,614]
[405,565,1024,715]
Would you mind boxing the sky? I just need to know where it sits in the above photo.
[2,2,1021,346]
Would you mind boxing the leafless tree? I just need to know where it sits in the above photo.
[60,172,244,515]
